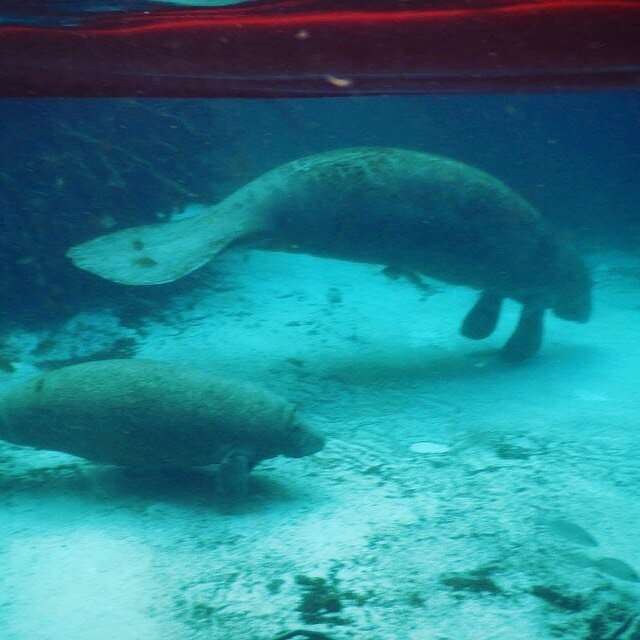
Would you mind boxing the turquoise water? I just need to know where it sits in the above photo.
[0,93,639,639]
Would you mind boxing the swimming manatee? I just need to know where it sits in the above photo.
[67,147,592,361]
[0,359,324,495]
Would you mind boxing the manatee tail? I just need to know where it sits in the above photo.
[66,208,255,285]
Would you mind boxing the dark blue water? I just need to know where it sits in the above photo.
[1,93,638,326]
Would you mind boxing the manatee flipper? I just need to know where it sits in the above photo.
[381,265,403,280]
[461,291,503,340]
[381,266,432,292]
[501,305,545,362]
[216,447,253,497]
[66,208,253,285]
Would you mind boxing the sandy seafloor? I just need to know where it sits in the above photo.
[0,244,639,640]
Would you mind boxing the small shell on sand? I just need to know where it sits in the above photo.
[410,441,451,455]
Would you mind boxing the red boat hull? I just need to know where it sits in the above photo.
[1,0,639,97]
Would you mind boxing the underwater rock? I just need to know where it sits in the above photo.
[586,604,639,640]
[530,585,587,612]
[0,359,324,494]
[274,631,337,640]
[295,575,350,626]
[439,567,502,596]
[35,337,138,371]
[68,147,591,362]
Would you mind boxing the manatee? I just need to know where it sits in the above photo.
[0,359,324,494]
[67,147,592,361]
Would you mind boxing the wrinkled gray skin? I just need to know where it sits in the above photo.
[68,148,592,361]
[0,359,324,495]
[255,148,592,360]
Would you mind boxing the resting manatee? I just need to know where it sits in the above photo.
[67,147,592,361]
[0,359,324,495]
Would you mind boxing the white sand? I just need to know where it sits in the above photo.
[0,247,638,639]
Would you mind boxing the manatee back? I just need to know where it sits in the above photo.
[261,147,557,295]
[0,359,298,468]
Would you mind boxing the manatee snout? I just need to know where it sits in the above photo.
[281,418,325,459]
[291,430,325,458]
[553,291,591,324]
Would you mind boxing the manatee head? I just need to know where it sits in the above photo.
[277,413,325,459]
[249,400,325,463]
[551,245,592,323]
